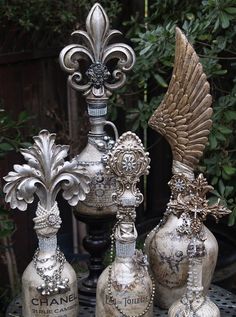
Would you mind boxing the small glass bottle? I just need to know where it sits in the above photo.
[4,130,90,317]
[22,226,79,317]
[95,131,155,317]
[96,222,154,317]
[168,236,220,317]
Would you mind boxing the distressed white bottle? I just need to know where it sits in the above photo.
[96,238,154,317]
[145,212,218,309]
[22,235,79,317]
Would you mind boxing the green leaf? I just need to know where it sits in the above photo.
[224,7,236,15]
[18,111,29,122]
[223,165,236,176]
[20,142,31,148]
[224,186,234,197]
[224,110,236,121]
[209,134,217,149]
[217,126,232,134]
[211,176,218,185]
[220,12,230,29]
[215,132,226,142]
[222,170,232,181]
[208,196,220,205]
[140,45,152,55]
[228,207,236,226]
[218,179,225,196]
[0,142,15,151]
[153,73,168,88]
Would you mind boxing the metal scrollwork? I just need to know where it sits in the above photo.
[59,3,135,99]
[168,173,231,235]
[3,129,90,211]
[106,131,150,213]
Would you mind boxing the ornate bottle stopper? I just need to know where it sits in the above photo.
[96,131,155,317]
[59,3,135,304]
[3,130,90,317]
[144,27,230,309]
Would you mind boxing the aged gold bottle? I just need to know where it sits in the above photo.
[4,130,90,317]
[96,132,155,317]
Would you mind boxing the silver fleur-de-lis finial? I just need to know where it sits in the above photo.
[59,3,135,99]
[3,130,90,211]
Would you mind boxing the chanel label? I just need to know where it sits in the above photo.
[28,285,78,317]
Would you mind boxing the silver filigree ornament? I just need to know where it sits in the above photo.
[106,131,150,216]
[3,130,90,211]
[3,130,91,295]
[59,3,135,99]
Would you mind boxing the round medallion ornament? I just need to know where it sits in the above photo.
[86,62,110,89]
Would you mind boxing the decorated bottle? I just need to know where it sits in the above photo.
[168,235,220,317]
[96,132,155,317]
[59,3,135,217]
[144,27,230,309]
[4,130,90,317]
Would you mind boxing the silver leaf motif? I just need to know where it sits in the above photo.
[3,130,90,211]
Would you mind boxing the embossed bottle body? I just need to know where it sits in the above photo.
[76,141,117,216]
[145,213,218,309]
[22,259,78,317]
[96,253,153,317]
[75,110,117,217]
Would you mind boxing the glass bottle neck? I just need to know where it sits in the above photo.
[38,235,57,254]
[115,240,136,260]
[187,257,204,300]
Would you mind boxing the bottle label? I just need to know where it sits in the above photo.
[28,287,78,317]
[101,289,151,316]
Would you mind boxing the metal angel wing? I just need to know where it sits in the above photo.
[149,27,212,173]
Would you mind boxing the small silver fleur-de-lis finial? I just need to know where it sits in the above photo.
[59,3,135,100]
[3,130,90,212]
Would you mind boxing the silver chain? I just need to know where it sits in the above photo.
[107,220,155,317]
[33,247,70,296]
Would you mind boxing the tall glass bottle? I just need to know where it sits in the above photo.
[59,4,135,302]
[96,131,155,317]
[4,130,90,317]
